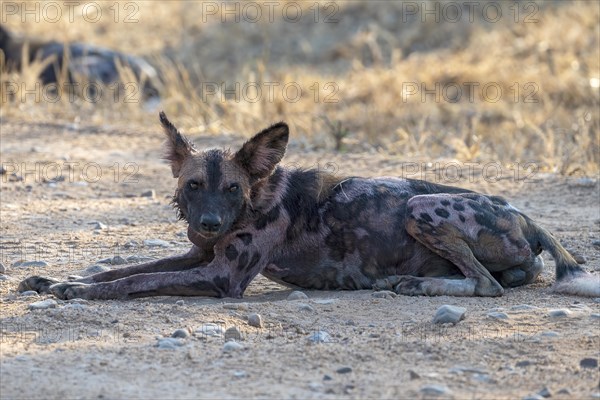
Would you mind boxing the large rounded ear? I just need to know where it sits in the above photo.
[233,122,289,181]
[159,111,196,177]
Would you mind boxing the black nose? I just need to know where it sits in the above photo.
[200,214,222,232]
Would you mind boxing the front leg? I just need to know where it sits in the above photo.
[74,245,208,284]
[49,266,229,299]
[18,276,60,294]
[49,233,272,300]
[18,245,208,294]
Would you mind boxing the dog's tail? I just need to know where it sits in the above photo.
[527,219,599,296]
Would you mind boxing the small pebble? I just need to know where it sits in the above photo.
[287,291,308,300]
[13,260,49,268]
[540,331,560,338]
[510,304,539,311]
[126,255,155,263]
[298,303,315,312]
[195,323,225,337]
[419,385,451,396]
[516,360,532,367]
[71,181,88,187]
[175,300,185,306]
[522,395,544,400]
[223,302,249,311]
[28,299,58,310]
[557,388,571,395]
[408,370,421,380]
[109,256,128,265]
[171,329,189,339]
[592,240,600,248]
[548,309,571,318]
[233,370,248,378]
[80,265,111,276]
[0,275,10,281]
[591,313,600,320]
[433,305,466,324]
[372,290,397,299]
[336,367,352,374]
[144,239,171,248]
[308,331,331,343]
[19,291,39,297]
[323,374,333,381]
[449,366,487,374]
[89,221,107,230]
[247,313,263,328]
[487,312,509,320]
[140,189,156,198]
[580,358,598,369]
[67,298,89,304]
[223,341,244,352]
[571,177,596,188]
[537,387,551,398]
[224,327,243,342]
[157,338,184,349]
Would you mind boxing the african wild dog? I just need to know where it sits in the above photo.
[19,112,600,299]
[0,25,159,98]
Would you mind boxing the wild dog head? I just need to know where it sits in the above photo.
[160,111,289,239]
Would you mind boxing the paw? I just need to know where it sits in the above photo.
[393,275,425,296]
[499,268,527,287]
[49,282,90,300]
[372,276,403,291]
[18,276,61,294]
[475,279,504,297]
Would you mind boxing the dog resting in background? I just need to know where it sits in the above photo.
[19,112,600,299]
[0,25,159,98]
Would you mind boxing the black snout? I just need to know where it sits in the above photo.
[200,213,222,232]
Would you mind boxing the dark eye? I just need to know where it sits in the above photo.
[188,181,201,190]
[229,183,239,193]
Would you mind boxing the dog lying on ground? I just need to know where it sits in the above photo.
[19,112,600,299]
[0,25,159,98]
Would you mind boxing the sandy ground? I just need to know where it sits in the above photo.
[1,119,599,400]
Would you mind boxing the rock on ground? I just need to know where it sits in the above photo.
[28,299,58,310]
[287,291,309,300]
[433,305,466,324]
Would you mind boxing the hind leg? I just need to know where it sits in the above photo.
[399,193,537,297]
[495,255,544,288]
[401,221,504,297]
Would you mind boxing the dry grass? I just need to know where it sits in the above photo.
[1,0,598,174]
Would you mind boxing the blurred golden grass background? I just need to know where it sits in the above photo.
[1,0,598,174]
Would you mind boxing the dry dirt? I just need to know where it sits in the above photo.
[0,120,599,400]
